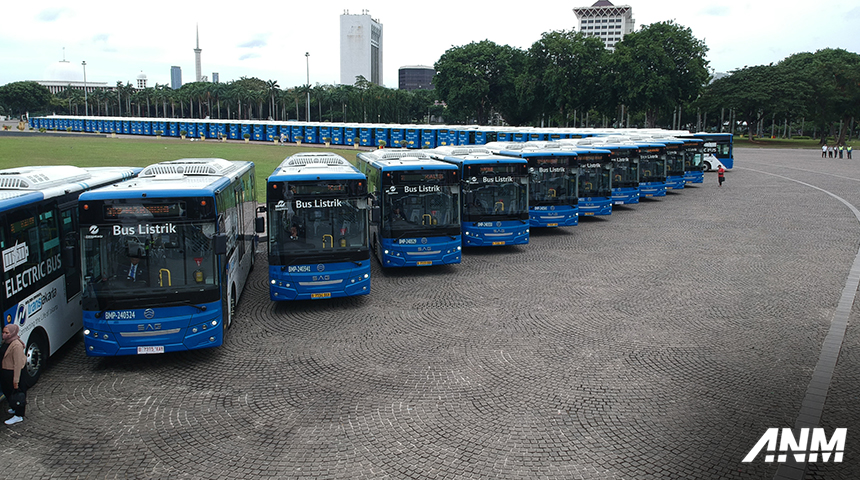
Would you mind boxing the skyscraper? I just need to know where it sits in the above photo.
[573,0,634,51]
[194,24,202,82]
[171,66,182,89]
[340,10,383,86]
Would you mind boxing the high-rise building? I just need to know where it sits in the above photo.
[212,72,219,83]
[194,24,202,82]
[340,10,383,86]
[398,66,435,91]
[573,0,634,51]
[171,66,182,89]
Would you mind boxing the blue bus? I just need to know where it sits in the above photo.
[568,140,640,205]
[354,150,462,267]
[430,146,529,247]
[659,138,687,190]
[78,158,257,356]
[680,137,705,184]
[572,146,614,216]
[0,166,140,384]
[265,153,371,300]
[486,142,580,227]
[634,143,668,198]
[681,133,734,170]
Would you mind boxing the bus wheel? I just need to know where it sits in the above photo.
[703,161,712,172]
[22,331,48,386]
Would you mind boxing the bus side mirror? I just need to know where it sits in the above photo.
[214,234,228,255]
[255,216,266,233]
[371,206,380,224]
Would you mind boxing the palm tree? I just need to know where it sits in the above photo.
[267,79,280,120]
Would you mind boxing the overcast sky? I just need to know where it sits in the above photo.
[2,0,859,89]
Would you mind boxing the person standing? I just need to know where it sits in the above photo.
[717,165,726,187]
[822,144,828,158]
[848,145,853,159]
[1,324,27,425]
[839,145,844,159]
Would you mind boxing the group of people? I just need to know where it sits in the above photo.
[821,144,853,159]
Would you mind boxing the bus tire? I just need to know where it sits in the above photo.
[22,330,49,387]
[703,161,712,172]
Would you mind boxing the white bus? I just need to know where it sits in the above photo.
[1,165,141,385]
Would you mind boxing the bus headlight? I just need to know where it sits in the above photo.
[83,329,91,336]
[211,320,217,326]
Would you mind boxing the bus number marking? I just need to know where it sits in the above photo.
[105,310,136,320]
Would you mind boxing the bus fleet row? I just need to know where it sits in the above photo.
[0,129,733,386]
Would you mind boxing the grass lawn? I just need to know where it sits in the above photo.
[733,136,831,149]
[0,133,367,201]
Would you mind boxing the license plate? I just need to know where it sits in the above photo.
[614,201,624,205]
[311,292,331,299]
[583,212,594,216]
[547,223,558,227]
[645,194,653,197]
[492,241,505,246]
[137,346,164,354]
[417,261,433,266]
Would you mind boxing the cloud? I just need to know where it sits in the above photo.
[238,35,269,49]
[91,33,117,53]
[700,6,730,17]
[37,8,71,22]
[847,6,860,19]
[239,53,261,60]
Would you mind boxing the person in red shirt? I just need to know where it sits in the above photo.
[717,165,726,187]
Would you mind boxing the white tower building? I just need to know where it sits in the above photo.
[340,10,383,86]
[194,24,202,82]
[573,0,635,51]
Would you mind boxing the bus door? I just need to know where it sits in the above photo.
[234,186,245,261]
[60,205,81,300]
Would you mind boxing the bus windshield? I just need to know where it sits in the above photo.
[612,152,639,188]
[529,156,576,207]
[82,221,220,310]
[639,150,667,183]
[462,164,528,222]
[684,146,703,171]
[382,185,459,237]
[268,196,368,260]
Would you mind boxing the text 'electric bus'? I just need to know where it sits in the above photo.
[1,165,141,384]
[354,150,461,267]
[681,133,733,171]
[486,142,579,227]
[79,158,257,356]
[265,152,370,300]
[430,146,529,247]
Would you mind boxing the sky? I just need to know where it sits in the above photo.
[2,0,859,90]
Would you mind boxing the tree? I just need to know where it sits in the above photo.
[0,81,52,116]
[779,49,860,143]
[527,30,608,127]
[610,21,709,127]
[267,79,280,120]
[434,40,527,125]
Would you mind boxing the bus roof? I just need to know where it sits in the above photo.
[269,152,364,182]
[430,146,527,166]
[0,166,141,213]
[357,149,458,171]
[80,159,253,200]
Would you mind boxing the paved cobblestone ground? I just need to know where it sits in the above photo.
[2,147,859,479]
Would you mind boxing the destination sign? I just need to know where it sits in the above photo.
[105,203,183,219]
